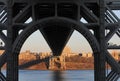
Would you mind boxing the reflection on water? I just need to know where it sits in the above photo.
[52,71,65,81]
[2,70,120,81]
[2,70,95,81]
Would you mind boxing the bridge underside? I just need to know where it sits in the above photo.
[0,0,119,81]
[40,22,73,56]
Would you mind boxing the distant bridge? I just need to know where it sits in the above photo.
[19,57,50,69]
[0,0,120,81]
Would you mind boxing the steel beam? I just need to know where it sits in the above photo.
[105,27,119,42]
[6,0,18,81]
[0,31,7,43]
[0,72,6,81]
[0,51,7,67]
[0,0,119,81]
[10,0,120,3]
[81,5,98,23]
[13,5,31,23]
[108,46,120,49]
[94,0,106,81]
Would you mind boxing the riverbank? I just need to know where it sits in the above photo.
[2,57,111,70]
[20,61,94,70]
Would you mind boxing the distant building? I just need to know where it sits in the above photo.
[61,46,78,57]
[49,56,66,70]
[39,52,51,59]
[49,46,77,70]
[81,52,92,58]
[19,50,36,60]
[18,48,120,70]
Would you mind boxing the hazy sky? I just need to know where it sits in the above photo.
[21,30,92,53]
[0,11,118,53]
[20,11,120,53]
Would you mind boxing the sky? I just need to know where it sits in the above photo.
[20,11,120,53]
[0,10,119,53]
[21,30,92,53]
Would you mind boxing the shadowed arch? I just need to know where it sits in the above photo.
[12,17,100,56]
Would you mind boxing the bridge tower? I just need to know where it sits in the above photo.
[49,56,66,70]
[0,0,119,81]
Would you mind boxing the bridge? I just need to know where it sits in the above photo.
[19,56,50,69]
[0,0,120,81]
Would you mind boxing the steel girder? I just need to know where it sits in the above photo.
[0,0,119,81]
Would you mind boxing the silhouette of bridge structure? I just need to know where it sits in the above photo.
[19,57,50,69]
[0,0,120,81]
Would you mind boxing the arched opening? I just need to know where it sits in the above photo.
[11,17,100,81]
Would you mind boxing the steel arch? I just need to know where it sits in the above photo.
[12,17,100,56]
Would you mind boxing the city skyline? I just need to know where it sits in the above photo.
[21,30,92,53]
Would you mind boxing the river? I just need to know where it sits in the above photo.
[2,70,120,81]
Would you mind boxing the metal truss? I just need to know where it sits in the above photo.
[0,0,119,81]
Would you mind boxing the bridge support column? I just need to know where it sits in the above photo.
[49,56,66,70]
[6,1,18,81]
[94,0,106,81]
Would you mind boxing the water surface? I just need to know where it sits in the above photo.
[2,70,120,81]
